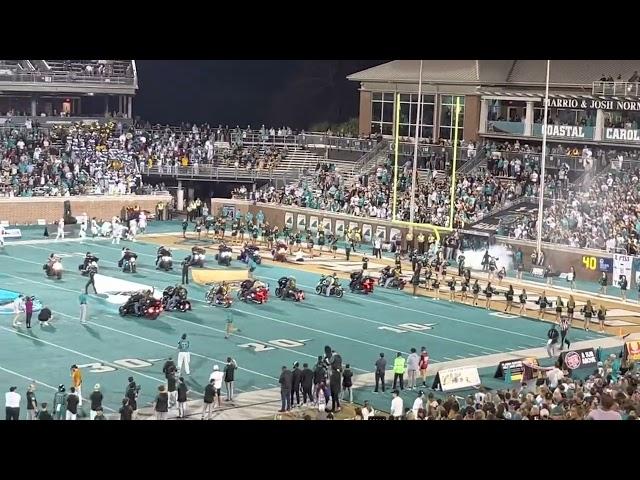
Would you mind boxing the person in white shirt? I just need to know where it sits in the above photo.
[546,364,564,389]
[12,294,24,328]
[209,365,225,408]
[111,220,121,245]
[390,390,403,418]
[55,217,65,240]
[412,390,424,418]
[361,400,375,420]
[138,212,147,234]
[5,386,20,420]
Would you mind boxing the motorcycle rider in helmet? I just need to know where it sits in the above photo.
[324,273,338,296]
[384,266,402,288]
[156,246,171,266]
[282,277,297,300]
[215,281,229,304]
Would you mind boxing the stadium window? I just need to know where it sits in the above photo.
[439,95,465,140]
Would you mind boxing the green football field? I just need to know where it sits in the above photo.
[0,223,611,417]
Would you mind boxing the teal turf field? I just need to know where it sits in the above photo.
[0,223,612,417]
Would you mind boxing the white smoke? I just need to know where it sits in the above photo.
[462,244,513,272]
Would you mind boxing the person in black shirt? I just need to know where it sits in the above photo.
[26,384,38,420]
[374,352,386,393]
[329,368,342,413]
[619,275,628,302]
[154,385,169,420]
[300,363,314,405]
[341,364,353,403]
[85,264,97,294]
[66,387,79,420]
[38,403,53,420]
[181,257,190,285]
[344,243,351,261]
[278,366,293,413]
[504,285,514,313]
[313,357,327,392]
[291,362,302,408]
[167,369,177,409]
[119,398,133,421]
[38,306,52,327]
[472,279,480,306]
[223,357,238,401]
[546,325,559,357]
[177,377,188,419]
[89,384,103,420]
[94,408,107,420]
[125,377,138,419]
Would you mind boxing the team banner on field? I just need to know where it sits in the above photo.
[309,216,319,233]
[561,348,597,372]
[362,224,372,243]
[375,225,386,240]
[296,214,306,231]
[348,221,359,235]
[334,220,345,238]
[613,253,633,288]
[432,365,481,392]
[322,218,332,234]
[389,228,401,242]
[284,212,294,230]
[494,357,539,382]
[626,341,640,361]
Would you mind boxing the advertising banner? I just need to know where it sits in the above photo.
[284,212,294,230]
[362,224,372,243]
[375,225,386,241]
[613,253,633,288]
[309,216,319,233]
[432,365,481,392]
[322,218,332,234]
[296,214,306,232]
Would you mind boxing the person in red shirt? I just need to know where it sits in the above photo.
[418,348,429,388]
[25,296,34,329]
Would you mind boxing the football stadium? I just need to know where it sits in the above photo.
[2,59,640,421]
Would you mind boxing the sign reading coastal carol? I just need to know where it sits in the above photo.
[605,128,640,141]
[543,125,586,138]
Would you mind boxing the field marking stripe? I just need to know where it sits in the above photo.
[0,269,277,382]
[0,364,117,413]
[0,255,405,364]
[0,325,166,385]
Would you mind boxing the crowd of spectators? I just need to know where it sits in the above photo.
[0,122,144,197]
[511,168,640,253]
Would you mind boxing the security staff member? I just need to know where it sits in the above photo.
[392,352,406,390]
[85,263,97,294]
[374,352,387,393]
[417,232,426,255]
[181,256,191,285]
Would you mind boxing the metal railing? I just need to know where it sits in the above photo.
[298,134,377,152]
[0,71,136,86]
[592,81,640,96]
[139,164,302,183]
[484,150,593,172]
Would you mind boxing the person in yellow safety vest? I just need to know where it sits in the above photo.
[392,352,406,390]
[405,231,414,254]
[157,202,165,221]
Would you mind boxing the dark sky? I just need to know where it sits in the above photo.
[134,60,385,129]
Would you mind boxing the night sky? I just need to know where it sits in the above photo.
[134,60,385,129]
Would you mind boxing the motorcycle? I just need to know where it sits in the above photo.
[205,285,233,308]
[43,258,63,280]
[349,273,375,294]
[119,295,164,320]
[78,256,99,276]
[215,246,233,267]
[157,254,173,271]
[237,283,269,304]
[191,250,206,268]
[161,286,192,312]
[238,245,262,265]
[315,275,344,298]
[275,277,305,302]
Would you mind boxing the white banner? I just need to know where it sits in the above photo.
[613,253,633,288]
[284,212,294,230]
[362,224,372,243]
[435,365,481,392]
[375,225,386,241]
[94,274,161,305]
[334,220,345,239]
[2,228,22,239]
[322,218,332,234]
[605,128,640,142]
[308,216,319,233]
[389,228,402,242]
[296,214,306,232]
[348,221,359,235]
